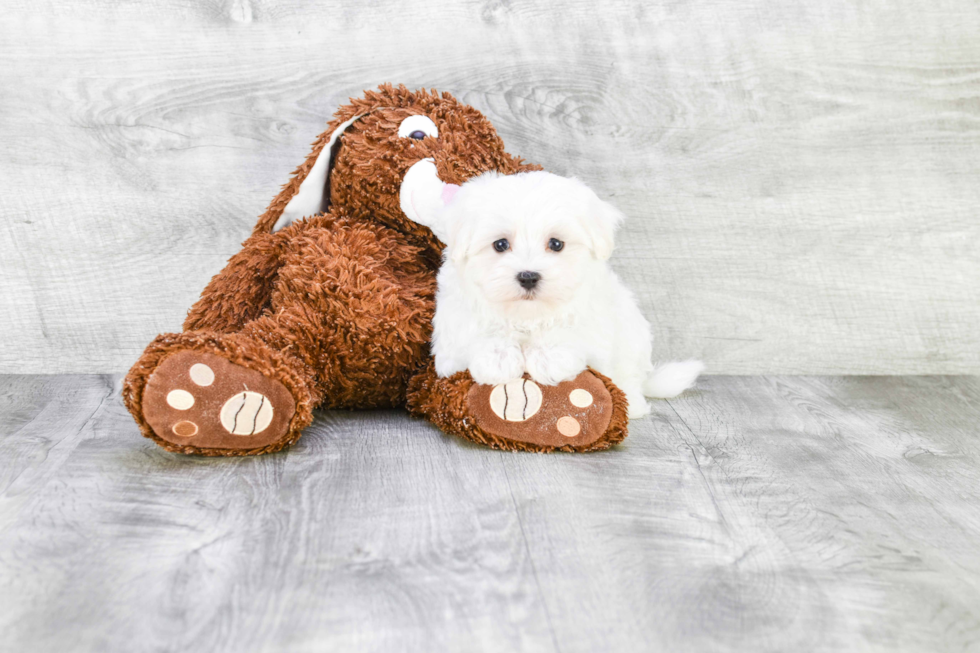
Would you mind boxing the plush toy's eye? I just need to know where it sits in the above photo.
[548,238,565,252]
[398,115,439,140]
[493,238,510,253]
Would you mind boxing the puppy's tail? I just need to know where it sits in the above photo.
[643,360,705,399]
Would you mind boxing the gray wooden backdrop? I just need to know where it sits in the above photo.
[2,0,979,375]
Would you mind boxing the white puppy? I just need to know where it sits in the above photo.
[431,170,703,419]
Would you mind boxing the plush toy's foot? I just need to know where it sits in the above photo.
[467,371,625,450]
[142,350,296,451]
[408,365,629,452]
[123,332,314,456]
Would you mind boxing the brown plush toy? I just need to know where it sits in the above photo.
[123,85,629,456]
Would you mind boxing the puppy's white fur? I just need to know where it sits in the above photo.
[432,171,702,419]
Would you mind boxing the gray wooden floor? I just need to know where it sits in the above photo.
[1,375,979,652]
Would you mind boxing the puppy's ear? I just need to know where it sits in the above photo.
[577,183,625,261]
[445,172,500,265]
[447,206,476,266]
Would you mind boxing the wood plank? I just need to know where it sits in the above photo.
[658,375,980,651]
[1,374,979,651]
[0,375,556,652]
[2,1,980,373]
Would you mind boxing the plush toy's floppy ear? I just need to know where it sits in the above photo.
[576,181,625,261]
[273,114,363,232]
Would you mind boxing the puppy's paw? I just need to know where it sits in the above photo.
[469,341,525,385]
[624,386,651,419]
[524,346,585,386]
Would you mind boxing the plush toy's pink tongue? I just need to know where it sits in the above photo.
[441,183,460,205]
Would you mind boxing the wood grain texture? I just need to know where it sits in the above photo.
[2,1,980,373]
[1,374,980,652]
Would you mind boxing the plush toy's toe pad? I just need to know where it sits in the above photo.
[468,371,615,451]
[143,351,296,451]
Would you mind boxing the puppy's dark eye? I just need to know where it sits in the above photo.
[493,239,510,253]
[409,130,427,140]
[548,238,564,252]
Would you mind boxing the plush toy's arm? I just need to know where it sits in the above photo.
[183,231,284,333]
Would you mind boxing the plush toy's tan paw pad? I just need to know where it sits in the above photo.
[468,371,614,451]
[142,351,295,451]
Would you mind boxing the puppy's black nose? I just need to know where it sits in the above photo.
[516,271,541,290]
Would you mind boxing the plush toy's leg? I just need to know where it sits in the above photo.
[125,216,437,456]
[406,361,629,453]
[123,330,317,456]
[183,231,285,333]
